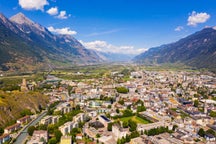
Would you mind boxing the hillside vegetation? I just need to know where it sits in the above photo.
[0,90,48,127]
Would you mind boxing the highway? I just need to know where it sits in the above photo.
[14,111,47,144]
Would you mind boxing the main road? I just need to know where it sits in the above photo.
[13,110,47,144]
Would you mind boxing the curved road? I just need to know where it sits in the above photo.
[14,111,47,144]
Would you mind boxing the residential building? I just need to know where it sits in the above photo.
[137,121,167,132]
[112,123,129,140]
[0,134,10,144]
[40,116,52,125]
[4,123,21,134]
[130,135,153,144]
[60,136,72,144]
[27,130,48,144]
[40,116,59,125]
[55,104,73,114]
[59,122,74,135]
[205,133,216,142]
[98,115,110,127]
[52,116,60,124]
[17,115,31,125]
[76,133,82,140]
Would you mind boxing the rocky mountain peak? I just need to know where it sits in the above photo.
[10,12,33,25]
[10,12,45,32]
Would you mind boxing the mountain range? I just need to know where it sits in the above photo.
[1,12,216,72]
[133,27,216,71]
[0,12,103,72]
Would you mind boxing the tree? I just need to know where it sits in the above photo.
[117,139,121,144]
[108,105,112,109]
[68,85,73,95]
[106,113,111,118]
[38,104,43,112]
[128,120,137,132]
[75,105,81,110]
[38,124,47,130]
[206,129,216,136]
[123,121,128,128]
[118,99,124,105]
[145,126,171,136]
[116,87,129,94]
[172,125,178,131]
[20,109,32,117]
[54,130,62,142]
[107,123,113,131]
[0,127,4,136]
[71,128,81,135]
[198,128,205,137]
[210,111,216,117]
[48,124,56,134]
[27,126,36,136]
[40,137,46,143]
[137,105,146,113]
[194,100,199,107]
[125,134,130,142]
[123,109,133,117]
[116,108,120,113]
[78,122,85,128]
[49,137,57,144]
[96,133,101,138]
[130,131,140,138]
[47,107,54,115]
[127,105,131,109]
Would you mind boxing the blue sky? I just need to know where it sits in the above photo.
[0,0,216,54]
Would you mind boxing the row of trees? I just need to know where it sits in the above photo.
[117,131,140,144]
[144,126,173,136]
[107,118,137,132]
[198,128,216,137]
[112,109,134,119]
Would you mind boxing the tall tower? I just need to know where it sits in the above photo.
[21,78,28,91]
[204,100,207,114]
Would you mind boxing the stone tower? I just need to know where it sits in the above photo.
[21,78,28,91]
[204,100,207,114]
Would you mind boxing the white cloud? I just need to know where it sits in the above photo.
[46,7,58,15]
[19,0,49,11]
[56,11,70,19]
[187,11,210,26]
[48,26,77,35]
[175,26,184,32]
[79,40,147,55]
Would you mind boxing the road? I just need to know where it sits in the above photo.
[14,111,47,144]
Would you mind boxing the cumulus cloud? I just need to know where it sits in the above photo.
[46,7,58,15]
[79,40,147,55]
[19,0,49,11]
[174,26,184,31]
[187,11,210,26]
[56,11,70,19]
[48,26,77,35]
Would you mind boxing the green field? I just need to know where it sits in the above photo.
[120,116,150,124]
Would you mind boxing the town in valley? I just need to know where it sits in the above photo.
[0,65,216,144]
